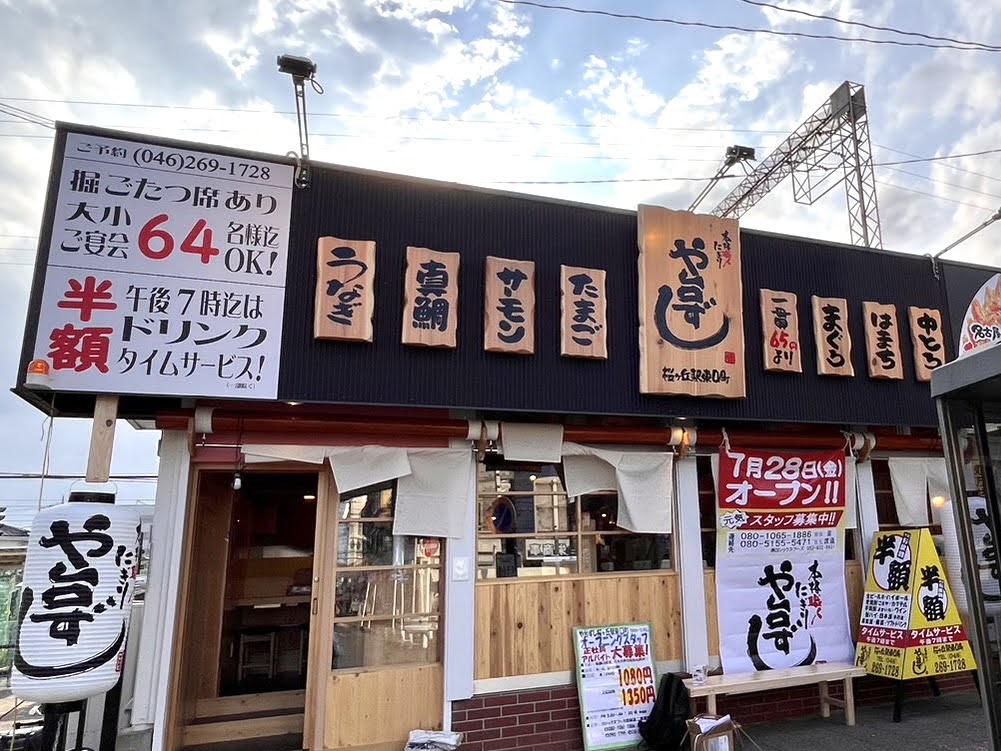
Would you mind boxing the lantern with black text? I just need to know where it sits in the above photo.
[11,503,141,702]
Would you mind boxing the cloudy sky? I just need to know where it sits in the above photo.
[0,0,999,526]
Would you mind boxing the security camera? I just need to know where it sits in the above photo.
[277,54,317,80]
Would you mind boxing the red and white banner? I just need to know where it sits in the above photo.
[716,446,854,674]
[718,448,846,530]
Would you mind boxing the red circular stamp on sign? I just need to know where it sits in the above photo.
[420,539,440,559]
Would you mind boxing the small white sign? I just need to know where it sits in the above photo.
[573,624,657,751]
[30,131,293,399]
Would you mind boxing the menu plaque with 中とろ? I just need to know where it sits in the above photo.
[573,623,657,751]
[30,130,293,400]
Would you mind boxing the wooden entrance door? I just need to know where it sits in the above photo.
[304,475,445,751]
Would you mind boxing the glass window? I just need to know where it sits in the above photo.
[476,462,673,580]
[331,481,442,670]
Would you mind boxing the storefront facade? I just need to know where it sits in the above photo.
[13,125,999,751]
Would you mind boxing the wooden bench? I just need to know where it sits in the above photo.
[684,663,867,726]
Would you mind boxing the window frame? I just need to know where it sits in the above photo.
[330,479,444,671]
[475,460,675,581]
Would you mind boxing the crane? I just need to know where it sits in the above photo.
[708,81,882,249]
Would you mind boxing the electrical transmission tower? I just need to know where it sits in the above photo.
[710,81,883,249]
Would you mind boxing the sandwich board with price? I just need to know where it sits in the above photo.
[855,528,976,680]
[573,623,657,751]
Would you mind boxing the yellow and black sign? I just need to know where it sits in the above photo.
[855,528,976,680]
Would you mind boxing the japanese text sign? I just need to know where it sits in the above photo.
[717,447,846,529]
[760,289,801,373]
[12,502,141,702]
[402,246,459,349]
[561,265,608,359]
[30,133,293,399]
[715,446,854,674]
[637,206,745,398]
[968,496,1000,603]
[573,624,657,751]
[484,256,535,355]
[315,237,376,343]
[811,296,854,377]
[958,274,1001,357]
[908,307,945,382]
[856,529,976,680]
[862,302,904,380]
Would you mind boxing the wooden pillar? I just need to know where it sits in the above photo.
[85,396,119,483]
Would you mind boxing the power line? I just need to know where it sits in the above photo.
[877,179,993,211]
[497,0,1001,52]
[0,96,793,134]
[489,174,745,185]
[876,147,1001,167]
[737,0,1001,51]
[879,165,1001,202]
[877,145,1001,186]
[0,102,54,129]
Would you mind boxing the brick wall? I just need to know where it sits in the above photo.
[451,674,977,751]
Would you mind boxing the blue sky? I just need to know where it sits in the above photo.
[0,0,999,526]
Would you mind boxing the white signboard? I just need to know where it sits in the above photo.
[958,273,1001,358]
[573,624,656,751]
[12,502,141,702]
[715,448,855,674]
[30,131,294,399]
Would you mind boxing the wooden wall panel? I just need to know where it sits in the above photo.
[325,664,442,749]
[474,574,681,679]
[704,569,719,656]
[846,560,864,642]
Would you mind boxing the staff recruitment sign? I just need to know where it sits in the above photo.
[715,447,855,673]
[573,623,657,751]
[29,130,294,399]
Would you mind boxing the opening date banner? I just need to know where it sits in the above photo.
[30,130,294,400]
[715,446,855,674]
[573,623,657,751]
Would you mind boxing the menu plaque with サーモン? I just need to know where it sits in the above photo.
[573,623,657,751]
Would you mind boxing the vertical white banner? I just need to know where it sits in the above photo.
[715,448,855,674]
[13,503,141,702]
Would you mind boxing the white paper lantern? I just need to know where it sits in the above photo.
[11,502,141,702]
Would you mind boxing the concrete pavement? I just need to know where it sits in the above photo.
[740,691,989,751]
